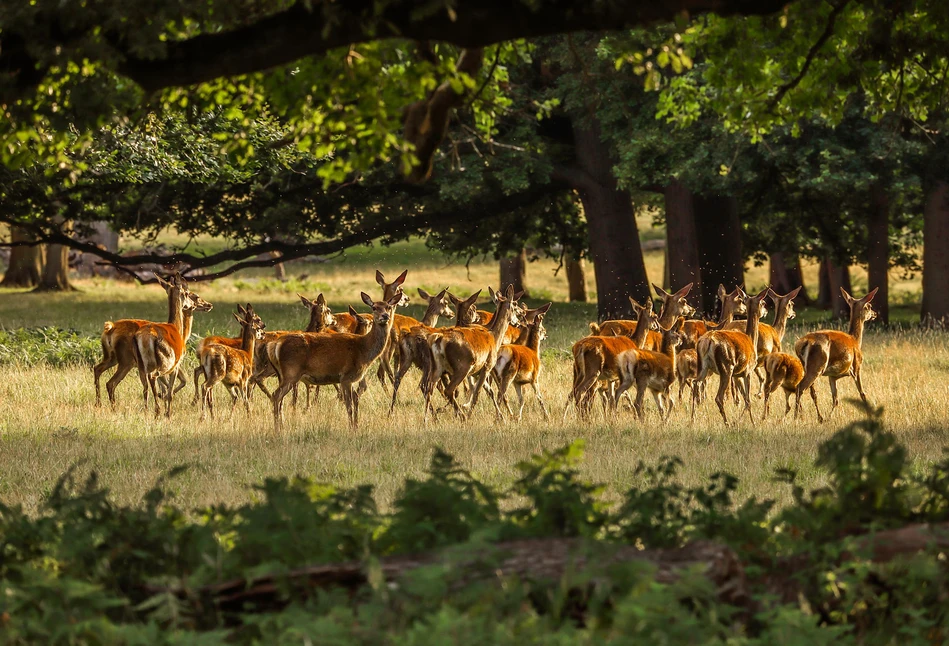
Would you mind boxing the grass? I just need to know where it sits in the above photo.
[0,231,945,515]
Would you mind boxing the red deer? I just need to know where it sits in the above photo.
[794,287,878,422]
[590,283,694,352]
[691,287,770,426]
[762,353,804,419]
[615,318,685,421]
[269,292,402,430]
[199,304,266,419]
[491,302,553,420]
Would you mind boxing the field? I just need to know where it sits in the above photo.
[0,232,946,515]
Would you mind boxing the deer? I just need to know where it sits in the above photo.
[491,302,553,421]
[245,293,336,403]
[387,287,457,413]
[794,287,878,423]
[299,305,373,409]
[614,317,685,421]
[473,285,526,327]
[676,285,749,405]
[423,285,517,422]
[565,298,657,420]
[691,287,770,426]
[199,304,266,420]
[591,283,694,348]
[94,272,190,408]
[762,352,804,419]
[269,292,402,430]
[132,276,212,418]
[724,285,802,395]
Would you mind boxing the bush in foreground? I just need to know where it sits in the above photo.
[1,405,948,644]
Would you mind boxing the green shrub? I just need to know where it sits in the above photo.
[0,327,100,367]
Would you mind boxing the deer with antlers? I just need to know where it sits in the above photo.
[424,285,518,421]
[615,317,685,421]
[269,292,402,430]
[491,302,553,421]
[794,287,878,423]
[691,287,770,426]
[132,275,212,417]
[199,304,266,419]
[565,298,657,419]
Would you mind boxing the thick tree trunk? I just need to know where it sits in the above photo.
[867,185,890,324]
[768,252,810,305]
[1,227,44,287]
[664,179,702,297]
[500,248,528,296]
[561,118,649,320]
[692,194,744,316]
[823,256,851,319]
[34,242,76,292]
[921,181,949,323]
[565,256,588,302]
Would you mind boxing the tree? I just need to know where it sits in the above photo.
[1,227,44,287]
[500,249,528,296]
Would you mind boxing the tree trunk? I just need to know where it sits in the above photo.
[34,242,76,292]
[825,256,851,319]
[500,248,528,296]
[560,118,649,320]
[867,184,890,324]
[692,194,744,316]
[565,256,588,302]
[1,227,44,287]
[921,181,949,323]
[664,179,702,297]
[768,252,810,305]
[272,251,287,280]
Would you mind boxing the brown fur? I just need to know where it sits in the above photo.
[615,318,685,420]
[590,283,694,352]
[492,302,552,420]
[200,305,265,420]
[762,352,804,419]
[794,287,878,422]
[269,291,403,429]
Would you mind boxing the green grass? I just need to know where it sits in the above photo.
[0,234,943,515]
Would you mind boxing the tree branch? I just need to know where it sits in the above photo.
[1,182,567,283]
[768,0,852,111]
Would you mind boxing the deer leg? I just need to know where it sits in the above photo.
[93,355,117,407]
[531,382,550,421]
[714,367,733,426]
[192,366,204,406]
[173,368,188,395]
[739,375,755,426]
[513,383,526,422]
[466,367,494,419]
[389,352,414,416]
[754,365,766,397]
[633,380,648,422]
[271,375,299,433]
[105,362,133,410]
[853,366,870,407]
[783,389,793,418]
[442,368,470,419]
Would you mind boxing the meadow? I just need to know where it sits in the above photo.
[0,231,946,515]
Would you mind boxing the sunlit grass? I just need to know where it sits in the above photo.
[0,235,940,513]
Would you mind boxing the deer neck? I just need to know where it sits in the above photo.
[718,301,739,325]
[169,294,187,337]
[849,310,867,347]
[661,334,678,374]
[179,307,194,343]
[657,300,677,328]
[772,300,791,342]
[420,303,441,327]
[526,323,543,354]
[240,322,256,357]
[744,305,761,354]
[488,304,512,350]
[304,308,325,332]
[363,313,394,360]
[632,310,653,346]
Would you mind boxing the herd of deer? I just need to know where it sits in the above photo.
[567,282,879,426]
[89,269,878,431]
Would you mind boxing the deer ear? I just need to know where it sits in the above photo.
[298,294,312,308]
[237,303,247,315]
[756,287,770,300]
[717,284,726,298]
[674,282,693,298]
[505,284,515,299]
[470,289,483,303]
[488,286,496,300]
[155,274,171,291]
[316,293,325,305]
[789,285,803,299]
[348,305,359,317]
[863,286,879,303]
[767,287,779,302]
[629,296,640,310]
[448,293,461,305]
[435,287,449,300]
[652,283,671,298]
[386,292,402,307]
[233,312,245,325]
[839,287,855,304]
[375,270,386,287]
[394,269,408,286]
[537,302,552,315]
[514,290,525,301]
[417,287,431,300]
[361,292,374,307]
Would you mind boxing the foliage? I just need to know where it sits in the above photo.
[1,409,949,642]
[0,327,100,368]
